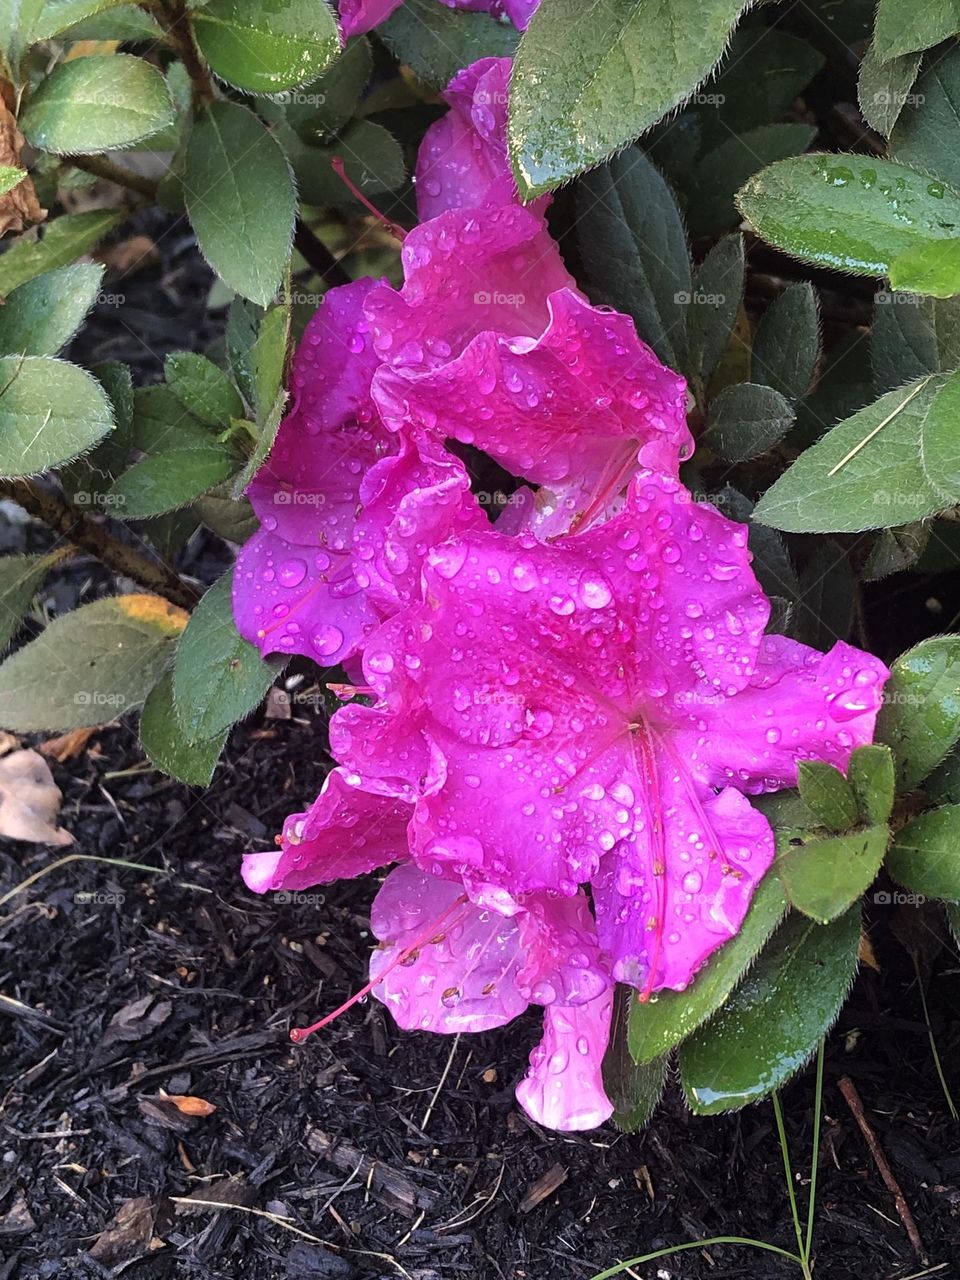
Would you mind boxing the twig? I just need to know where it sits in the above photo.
[421,1032,459,1129]
[160,0,216,104]
[837,1076,926,1260]
[65,154,158,201]
[294,220,352,288]
[0,478,199,610]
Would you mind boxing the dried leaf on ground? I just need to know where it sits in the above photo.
[0,748,73,845]
[39,726,99,763]
[0,83,46,238]
[89,1196,158,1264]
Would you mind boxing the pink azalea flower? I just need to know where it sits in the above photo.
[328,471,888,996]
[339,0,539,40]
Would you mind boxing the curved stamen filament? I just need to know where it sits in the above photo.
[568,440,639,536]
[331,156,407,242]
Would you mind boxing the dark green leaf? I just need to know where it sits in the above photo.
[287,119,405,207]
[923,750,960,804]
[130,384,209,453]
[285,36,372,140]
[0,552,57,653]
[164,352,244,428]
[379,0,518,91]
[863,524,931,580]
[508,0,749,199]
[603,986,667,1131]
[871,290,960,394]
[687,233,744,391]
[858,42,921,137]
[193,482,257,542]
[703,382,794,463]
[736,154,960,279]
[794,542,854,650]
[890,46,960,186]
[173,573,279,740]
[679,907,861,1113]
[575,148,691,369]
[753,282,821,404]
[848,744,896,825]
[887,805,960,899]
[778,826,888,921]
[874,0,960,60]
[140,671,226,786]
[192,0,339,95]
[20,54,174,154]
[797,761,859,831]
[225,297,260,408]
[0,264,103,356]
[0,210,122,296]
[754,374,953,533]
[185,100,295,307]
[0,355,114,479]
[628,874,788,1064]
[0,593,186,731]
[687,124,816,239]
[795,330,873,449]
[109,440,237,518]
[876,635,960,788]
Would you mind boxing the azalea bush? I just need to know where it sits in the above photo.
[1,0,959,1134]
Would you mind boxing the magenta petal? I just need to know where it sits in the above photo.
[241,768,409,894]
[369,864,529,1031]
[338,0,403,36]
[372,289,690,506]
[515,989,614,1131]
[592,768,775,991]
[365,205,577,377]
[672,636,890,793]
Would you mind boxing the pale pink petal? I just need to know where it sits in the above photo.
[516,989,614,1131]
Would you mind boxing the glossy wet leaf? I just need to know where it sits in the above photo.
[184,101,295,307]
[797,761,859,831]
[679,907,861,1113]
[0,552,58,653]
[575,148,691,369]
[874,0,960,59]
[858,42,921,137]
[0,210,121,297]
[508,0,749,199]
[20,55,175,154]
[703,382,794,463]
[889,240,960,298]
[192,0,339,95]
[876,636,960,788]
[848,745,896,825]
[380,0,518,90]
[173,574,280,740]
[687,124,816,239]
[603,986,667,1130]
[285,36,372,140]
[140,671,226,787]
[887,805,960,900]
[778,826,888,922]
[0,356,114,479]
[164,352,244,428]
[628,874,788,1064]
[0,594,186,731]
[736,155,960,278]
[752,282,820,405]
[0,263,103,357]
[754,374,954,533]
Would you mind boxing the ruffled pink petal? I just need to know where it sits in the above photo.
[241,768,409,893]
[671,636,890,794]
[371,289,690,516]
[416,58,541,220]
[515,989,614,1131]
[365,205,577,377]
[353,432,485,612]
[338,0,403,37]
[592,765,775,992]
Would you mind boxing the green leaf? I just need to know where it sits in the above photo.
[876,635,960,788]
[874,0,960,59]
[752,282,821,405]
[703,382,794,463]
[687,233,744,391]
[109,443,237,518]
[848,745,896,825]
[286,119,405,207]
[0,355,114,479]
[858,42,921,137]
[508,0,749,199]
[56,3,162,40]
[890,45,960,186]
[887,805,960,900]
[379,0,518,90]
[794,541,854,651]
[140,670,226,786]
[628,874,788,1064]
[0,210,122,297]
[284,36,371,140]
[30,0,133,38]
[184,100,295,307]
[0,264,103,357]
[864,523,931,581]
[736,154,960,279]
[130,384,208,452]
[713,487,800,603]
[945,900,960,944]
[576,148,690,369]
[192,0,339,95]
[871,290,960,393]
[225,297,260,408]
[0,165,26,197]
[231,302,291,495]
[754,374,954,533]
[173,573,279,740]
[0,593,186,731]
[797,761,859,831]
[193,482,257,542]
[778,826,888,922]
[679,907,861,1113]
[0,552,58,653]
[889,240,960,298]
[20,54,175,154]
[164,352,244,428]
[687,124,816,240]
[603,986,667,1131]
[923,749,960,804]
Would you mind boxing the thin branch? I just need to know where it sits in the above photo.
[294,220,352,288]
[65,153,159,202]
[162,0,216,105]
